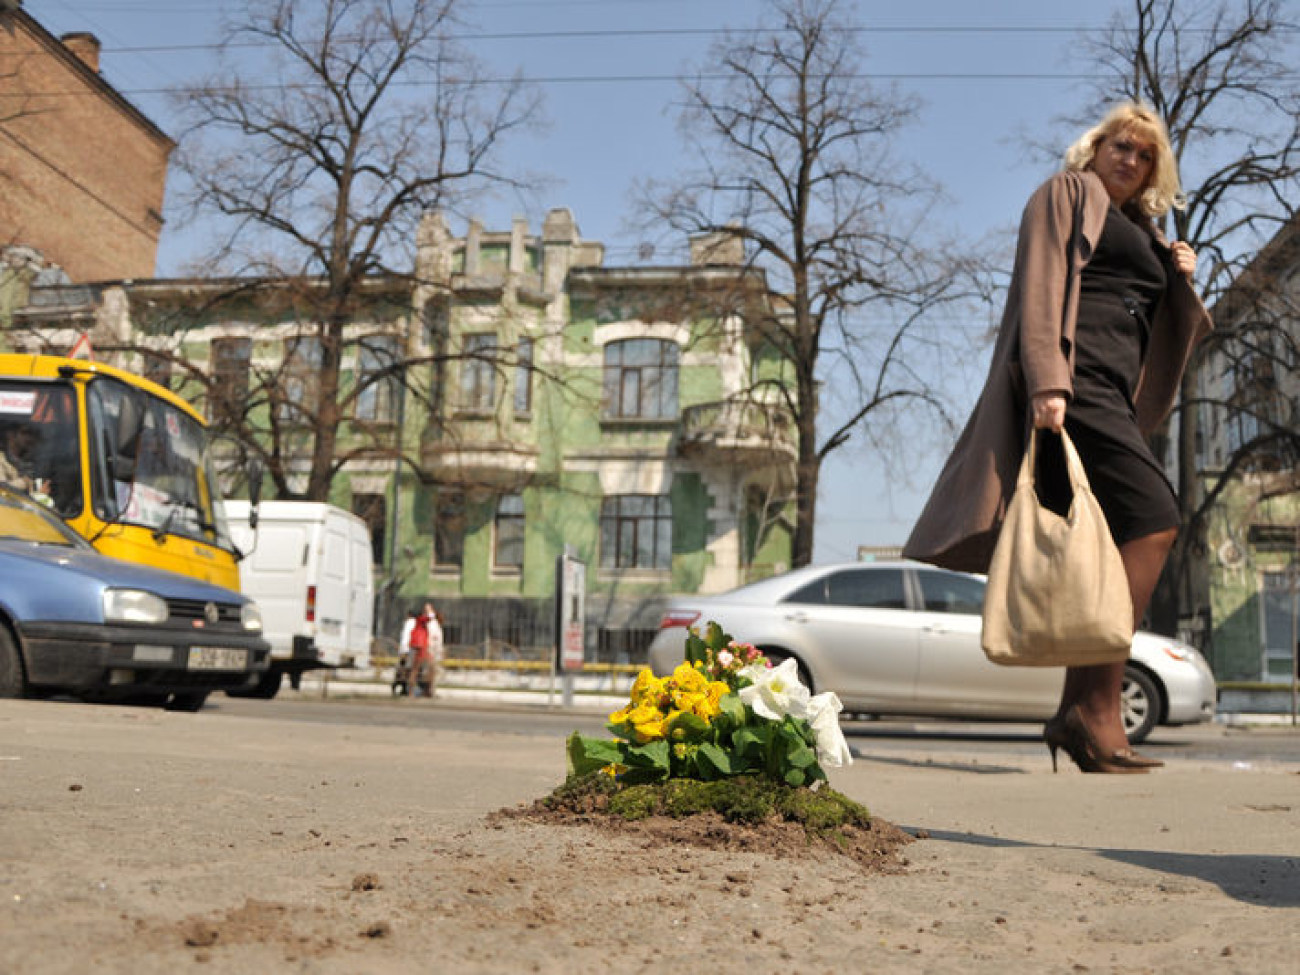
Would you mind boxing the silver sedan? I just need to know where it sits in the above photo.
[647,561,1217,743]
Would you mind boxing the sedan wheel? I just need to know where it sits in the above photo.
[1120,665,1160,744]
[0,626,26,698]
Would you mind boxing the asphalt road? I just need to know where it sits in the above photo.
[207,694,1300,769]
[4,696,1297,973]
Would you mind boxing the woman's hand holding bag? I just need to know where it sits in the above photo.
[981,427,1134,667]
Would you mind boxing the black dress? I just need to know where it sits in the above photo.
[1061,203,1180,546]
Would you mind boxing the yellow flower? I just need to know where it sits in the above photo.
[675,690,707,717]
[628,668,661,705]
[632,712,668,742]
[626,703,660,726]
[671,662,707,693]
[688,684,726,720]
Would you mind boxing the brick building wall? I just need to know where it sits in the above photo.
[0,5,174,282]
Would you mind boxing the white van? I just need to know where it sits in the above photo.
[223,501,375,698]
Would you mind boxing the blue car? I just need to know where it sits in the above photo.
[0,486,270,711]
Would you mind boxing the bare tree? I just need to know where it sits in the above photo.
[169,0,542,501]
[1076,0,1300,632]
[638,0,975,567]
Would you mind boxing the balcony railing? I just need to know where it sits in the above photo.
[419,436,539,488]
[679,398,796,462]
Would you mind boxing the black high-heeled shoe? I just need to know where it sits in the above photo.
[1043,707,1149,774]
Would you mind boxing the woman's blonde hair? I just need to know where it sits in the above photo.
[1064,101,1184,217]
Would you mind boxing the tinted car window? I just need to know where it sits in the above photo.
[826,569,907,609]
[917,569,985,615]
[785,577,828,605]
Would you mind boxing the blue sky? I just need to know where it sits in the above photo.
[29,0,1128,561]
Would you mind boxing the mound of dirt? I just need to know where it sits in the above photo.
[492,777,917,875]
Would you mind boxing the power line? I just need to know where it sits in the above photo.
[10,22,1297,58]
[0,72,1177,101]
[14,67,1300,100]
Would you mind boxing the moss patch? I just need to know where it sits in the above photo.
[493,773,913,875]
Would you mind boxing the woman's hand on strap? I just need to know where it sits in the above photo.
[1171,241,1197,281]
[1031,392,1066,432]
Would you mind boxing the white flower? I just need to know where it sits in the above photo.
[739,657,810,721]
[716,650,734,668]
[806,691,853,768]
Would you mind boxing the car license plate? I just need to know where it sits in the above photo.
[187,647,249,671]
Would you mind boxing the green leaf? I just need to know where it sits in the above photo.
[696,742,733,777]
[666,711,711,743]
[718,693,746,725]
[606,720,639,743]
[704,620,727,651]
[566,733,624,777]
[623,739,671,771]
[786,741,818,768]
[733,724,771,760]
[684,629,707,667]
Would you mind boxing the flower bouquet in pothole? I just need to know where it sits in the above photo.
[547,622,876,837]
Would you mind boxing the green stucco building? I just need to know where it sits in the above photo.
[8,212,798,663]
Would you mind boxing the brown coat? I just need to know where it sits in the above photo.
[902,170,1212,573]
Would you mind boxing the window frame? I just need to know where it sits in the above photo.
[493,493,525,570]
[433,488,466,572]
[355,334,400,425]
[459,332,498,414]
[601,338,679,421]
[599,494,672,571]
[209,336,251,425]
[278,334,323,429]
[513,337,534,416]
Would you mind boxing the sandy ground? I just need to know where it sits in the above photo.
[1,698,1298,974]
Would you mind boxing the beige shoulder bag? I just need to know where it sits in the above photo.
[981,428,1134,667]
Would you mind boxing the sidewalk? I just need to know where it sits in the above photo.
[285,665,634,713]
[287,666,1299,728]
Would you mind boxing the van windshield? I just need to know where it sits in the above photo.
[86,377,234,552]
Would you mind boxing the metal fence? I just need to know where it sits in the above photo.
[389,596,658,667]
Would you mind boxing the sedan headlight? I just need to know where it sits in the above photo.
[240,602,263,633]
[103,589,169,624]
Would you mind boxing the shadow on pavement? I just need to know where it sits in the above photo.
[903,828,1300,907]
[850,750,1029,774]
[843,725,1042,744]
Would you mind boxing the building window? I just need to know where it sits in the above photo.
[209,337,251,425]
[460,332,497,413]
[1261,571,1298,681]
[355,335,400,424]
[513,338,534,415]
[279,335,323,428]
[602,339,678,420]
[494,493,525,569]
[434,488,466,570]
[351,493,387,565]
[600,494,672,570]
